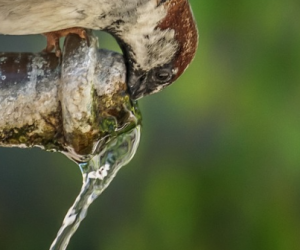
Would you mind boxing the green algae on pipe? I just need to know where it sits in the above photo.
[0,32,141,163]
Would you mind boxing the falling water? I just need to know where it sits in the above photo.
[49,126,141,250]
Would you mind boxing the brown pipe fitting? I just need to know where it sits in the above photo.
[0,31,141,162]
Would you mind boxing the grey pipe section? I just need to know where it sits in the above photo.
[0,32,140,162]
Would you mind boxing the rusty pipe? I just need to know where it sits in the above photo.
[0,31,141,162]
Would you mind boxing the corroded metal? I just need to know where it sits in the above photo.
[0,31,141,162]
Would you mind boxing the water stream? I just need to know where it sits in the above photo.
[49,126,141,250]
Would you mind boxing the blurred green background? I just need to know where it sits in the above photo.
[1,0,300,249]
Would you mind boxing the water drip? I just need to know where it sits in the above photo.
[50,126,141,250]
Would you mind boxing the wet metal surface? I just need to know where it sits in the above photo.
[0,31,140,162]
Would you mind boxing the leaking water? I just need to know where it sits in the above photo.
[49,126,141,250]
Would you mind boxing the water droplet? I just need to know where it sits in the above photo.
[49,126,141,250]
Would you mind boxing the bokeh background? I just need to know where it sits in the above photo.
[1,0,300,249]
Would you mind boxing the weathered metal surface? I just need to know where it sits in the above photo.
[0,31,141,162]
